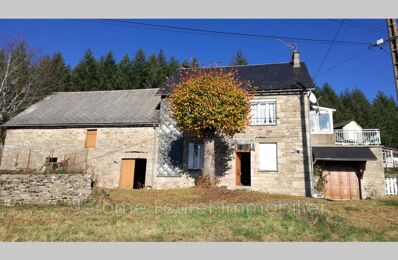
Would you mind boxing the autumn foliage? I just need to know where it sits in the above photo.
[167,67,253,187]
[168,68,252,138]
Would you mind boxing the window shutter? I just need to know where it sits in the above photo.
[85,129,97,148]
[259,143,277,171]
[188,143,194,169]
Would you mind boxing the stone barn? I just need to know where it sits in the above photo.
[0,88,163,189]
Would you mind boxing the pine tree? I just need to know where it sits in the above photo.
[144,53,160,88]
[98,51,117,90]
[157,49,168,82]
[131,49,147,89]
[371,92,398,148]
[49,52,71,92]
[71,49,99,91]
[167,56,180,76]
[231,49,249,66]
[115,54,133,89]
[340,88,371,128]
[316,83,344,123]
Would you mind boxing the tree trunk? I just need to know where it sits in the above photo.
[203,137,216,187]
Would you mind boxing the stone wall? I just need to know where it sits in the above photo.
[155,93,313,196]
[361,146,386,198]
[0,173,92,205]
[217,93,312,196]
[0,127,159,189]
[311,133,335,146]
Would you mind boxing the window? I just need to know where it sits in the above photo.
[188,143,204,169]
[383,149,394,165]
[46,157,57,163]
[259,143,277,171]
[250,100,276,125]
[310,110,333,133]
[85,129,97,148]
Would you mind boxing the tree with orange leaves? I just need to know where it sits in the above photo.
[168,68,253,187]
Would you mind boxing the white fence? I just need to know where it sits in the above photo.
[385,178,398,195]
[335,129,381,145]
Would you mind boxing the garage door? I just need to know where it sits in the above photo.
[324,165,360,200]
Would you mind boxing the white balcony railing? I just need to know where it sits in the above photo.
[334,129,381,145]
[383,158,398,168]
[383,149,398,168]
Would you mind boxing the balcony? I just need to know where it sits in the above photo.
[334,129,381,145]
[383,158,398,168]
[383,148,398,168]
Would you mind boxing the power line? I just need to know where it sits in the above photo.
[317,47,370,76]
[328,19,385,33]
[328,19,386,34]
[378,46,391,56]
[97,19,371,46]
[313,20,345,80]
[346,19,386,32]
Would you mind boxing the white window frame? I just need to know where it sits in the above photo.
[250,99,277,126]
[310,108,334,134]
[188,143,204,170]
[259,143,278,172]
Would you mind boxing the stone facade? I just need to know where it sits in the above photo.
[311,133,335,146]
[155,93,313,196]
[0,93,385,199]
[218,94,312,196]
[361,146,386,198]
[0,173,92,205]
[0,127,159,189]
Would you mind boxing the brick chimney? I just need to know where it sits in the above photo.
[292,50,300,68]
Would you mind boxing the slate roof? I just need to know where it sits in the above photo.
[312,147,377,161]
[3,88,161,128]
[157,62,315,95]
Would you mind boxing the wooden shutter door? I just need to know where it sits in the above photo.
[324,165,360,200]
[236,153,241,185]
[119,159,135,189]
[85,130,97,148]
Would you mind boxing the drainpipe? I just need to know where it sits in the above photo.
[306,94,315,197]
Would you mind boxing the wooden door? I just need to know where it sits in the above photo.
[324,165,360,200]
[119,159,135,189]
[236,153,241,185]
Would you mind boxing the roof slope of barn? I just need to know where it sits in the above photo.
[157,62,315,95]
[3,88,161,128]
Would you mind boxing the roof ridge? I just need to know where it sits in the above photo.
[178,61,307,70]
[52,88,160,94]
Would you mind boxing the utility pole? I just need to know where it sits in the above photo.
[387,19,398,99]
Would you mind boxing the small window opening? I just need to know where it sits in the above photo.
[85,129,97,148]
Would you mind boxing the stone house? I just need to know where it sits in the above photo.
[0,89,163,189]
[0,51,386,199]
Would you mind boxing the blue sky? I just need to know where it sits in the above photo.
[0,19,395,101]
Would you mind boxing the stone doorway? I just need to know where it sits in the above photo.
[236,151,251,186]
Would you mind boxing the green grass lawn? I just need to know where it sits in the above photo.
[1,188,398,241]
